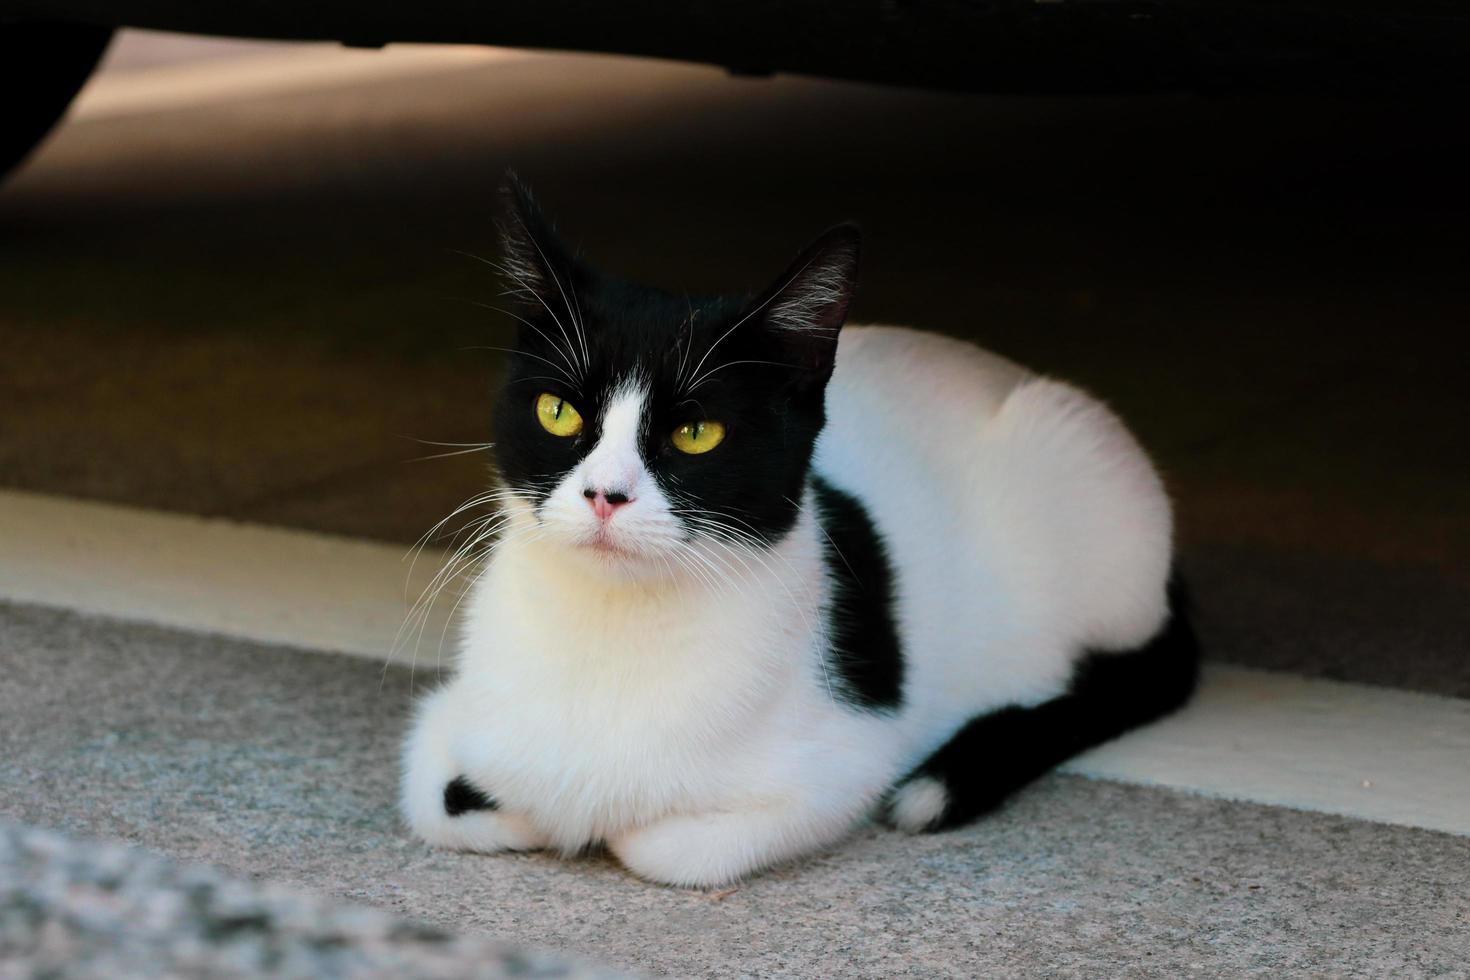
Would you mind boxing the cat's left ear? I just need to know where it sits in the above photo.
[496,171,578,308]
[752,224,861,384]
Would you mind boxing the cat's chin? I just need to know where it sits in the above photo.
[548,531,680,582]
[578,535,638,560]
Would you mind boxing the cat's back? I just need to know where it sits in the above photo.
[815,326,1031,525]
[815,325,1173,719]
[825,325,1031,433]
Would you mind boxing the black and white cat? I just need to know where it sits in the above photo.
[402,176,1198,887]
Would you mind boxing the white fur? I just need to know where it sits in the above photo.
[767,256,852,335]
[887,776,949,834]
[402,325,1174,887]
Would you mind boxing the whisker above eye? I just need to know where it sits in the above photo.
[687,358,800,393]
[451,248,585,378]
[406,444,497,462]
[673,301,699,391]
[460,346,578,388]
[682,255,818,394]
[403,438,498,448]
[516,229,589,376]
[454,297,582,383]
[507,375,576,387]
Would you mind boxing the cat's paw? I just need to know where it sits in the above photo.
[611,801,857,888]
[611,813,763,888]
[883,776,950,834]
[407,776,549,854]
[419,809,548,854]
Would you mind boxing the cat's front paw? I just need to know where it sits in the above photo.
[611,801,853,888]
[408,775,549,854]
[419,809,548,854]
[611,813,754,888]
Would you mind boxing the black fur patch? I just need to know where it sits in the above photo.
[812,475,905,711]
[891,574,1199,830]
[443,776,498,817]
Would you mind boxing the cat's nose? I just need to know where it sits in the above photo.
[583,487,633,522]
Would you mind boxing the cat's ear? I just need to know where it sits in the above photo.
[751,224,861,383]
[496,171,577,307]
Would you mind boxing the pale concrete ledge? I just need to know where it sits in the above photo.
[4,487,1467,839]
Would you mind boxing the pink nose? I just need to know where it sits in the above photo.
[583,488,632,522]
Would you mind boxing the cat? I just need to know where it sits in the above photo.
[400,175,1199,887]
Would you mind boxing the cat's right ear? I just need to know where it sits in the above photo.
[496,171,577,308]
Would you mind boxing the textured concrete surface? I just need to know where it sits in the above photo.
[2,600,1467,978]
[2,42,1468,699]
[1,821,620,979]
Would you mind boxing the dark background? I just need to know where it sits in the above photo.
[2,41,1467,693]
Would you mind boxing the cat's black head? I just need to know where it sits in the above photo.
[488,174,860,571]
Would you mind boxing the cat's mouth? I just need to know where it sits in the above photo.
[579,526,638,558]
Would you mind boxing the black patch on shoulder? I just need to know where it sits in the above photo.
[890,574,1200,830]
[443,776,498,817]
[812,474,905,711]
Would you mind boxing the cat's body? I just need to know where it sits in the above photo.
[402,180,1198,887]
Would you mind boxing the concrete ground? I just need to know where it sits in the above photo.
[2,30,1469,976]
[3,601,1467,978]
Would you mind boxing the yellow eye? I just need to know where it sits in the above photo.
[672,420,726,455]
[535,393,583,437]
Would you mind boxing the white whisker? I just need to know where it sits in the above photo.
[453,249,583,379]
[461,345,577,388]
[459,298,581,381]
[683,252,821,394]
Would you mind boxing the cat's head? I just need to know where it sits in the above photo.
[488,175,860,575]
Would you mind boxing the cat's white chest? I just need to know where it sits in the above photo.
[449,546,812,846]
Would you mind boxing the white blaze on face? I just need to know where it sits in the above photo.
[580,384,647,500]
[536,382,680,563]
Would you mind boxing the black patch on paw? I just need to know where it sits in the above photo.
[443,776,498,817]
[812,475,905,710]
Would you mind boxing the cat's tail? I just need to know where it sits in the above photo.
[884,574,1200,833]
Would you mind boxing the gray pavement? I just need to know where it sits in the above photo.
[2,600,1468,978]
